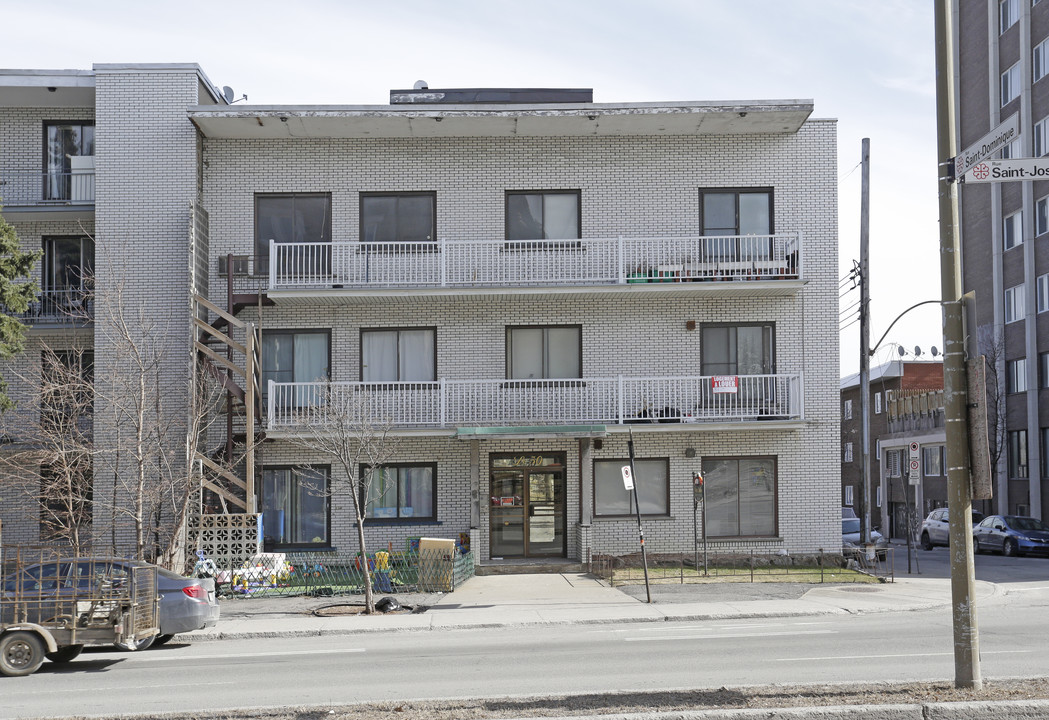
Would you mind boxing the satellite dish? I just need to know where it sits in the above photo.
[931,346,939,357]
[222,86,235,104]
[414,80,429,90]
[914,346,923,357]
[897,346,906,357]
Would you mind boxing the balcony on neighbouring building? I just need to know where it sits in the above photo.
[14,289,94,327]
[265,234,803,301]
[264,373,803,432]
[0,166,96,219]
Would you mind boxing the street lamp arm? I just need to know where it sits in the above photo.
[869,299,941,356]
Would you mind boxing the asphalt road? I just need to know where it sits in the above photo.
[3,552,1048,720]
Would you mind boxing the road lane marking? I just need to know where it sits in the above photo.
[624,630,836,642]
[774,650,1033,661]
[123,647,367,662]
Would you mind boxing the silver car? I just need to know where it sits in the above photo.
[920,508,985,550]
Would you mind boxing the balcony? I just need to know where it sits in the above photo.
[265,373,803,432]
[13,289,94,327]
[0,166,95,220]
[266,234,802,302]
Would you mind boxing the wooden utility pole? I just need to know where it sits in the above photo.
[859,138,872,546]
[934,0,981,689]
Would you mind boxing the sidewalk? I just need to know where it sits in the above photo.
[189,572,1000,641]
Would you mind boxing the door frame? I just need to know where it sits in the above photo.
[488,452,567,558]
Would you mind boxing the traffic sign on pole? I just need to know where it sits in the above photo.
[960,157,1049,184]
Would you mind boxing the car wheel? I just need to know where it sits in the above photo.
[0,631,46,677]
[46,644,84,663]
[152,634,175,647]
[921,532,933,551]
[115,635,156,652]
[973,536,982,554]
[1003,538,1020,557]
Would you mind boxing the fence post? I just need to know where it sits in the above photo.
[750,550,754,582]
[820,549,824,583]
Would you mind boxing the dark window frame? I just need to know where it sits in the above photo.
[260,464,332,550]
[504,190,582,248]
[42,120,95,202]
[702,455,778,539]
[361,462,438,522]
[359,326,438,383]
[505,324,583,380]
[254,192,333,276]
[260,328,332,406]
[359,191,437,247]
[593,457,671,518]
[699,322,776,376]
[1009,429,1029,479]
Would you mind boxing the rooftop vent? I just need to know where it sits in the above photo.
[389,87,593,105]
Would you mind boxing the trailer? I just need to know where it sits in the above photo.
[1,546,159,677]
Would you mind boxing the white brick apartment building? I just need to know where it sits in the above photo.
[0,64,840,565]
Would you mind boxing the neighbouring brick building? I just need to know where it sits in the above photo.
[0,64,840,566]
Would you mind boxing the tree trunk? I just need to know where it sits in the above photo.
[356,514,374,613]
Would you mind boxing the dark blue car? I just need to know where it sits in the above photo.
[973,515,1049,557]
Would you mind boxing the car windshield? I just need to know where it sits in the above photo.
[1005,516,1049,532]
[842,518,860,534]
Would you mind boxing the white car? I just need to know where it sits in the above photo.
[842,517,889,559]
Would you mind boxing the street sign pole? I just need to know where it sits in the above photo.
[627,428,651,603]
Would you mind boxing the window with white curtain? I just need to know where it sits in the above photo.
[1036,36,1049,82]
[1005,285,1024,323]
[364,463,436,520]
[1002,137,1022,158]
[506,191,580,241]
[874,392,882,414]
[1001,0,1019,32]
[361,328,436,382]
[1038,274,1049,312]
[844,485,854,506]
[1035,119,1049,157]
[1002,62,1021,106]
[507,326,581,379]
[262,330,330,406]
[844,442,854,463]
[1008,357,1028,393]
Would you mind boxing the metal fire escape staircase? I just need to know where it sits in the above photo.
[191,294,263,514]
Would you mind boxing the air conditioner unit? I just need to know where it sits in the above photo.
[217,255,251,276]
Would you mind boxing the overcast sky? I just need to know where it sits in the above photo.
[3,0,940,377]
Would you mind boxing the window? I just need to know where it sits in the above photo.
[1041,352,1049,388]
[844,485,854,506]
[1004,211,1023,250]
[361,328,436,382]
[1036,119,1049,157]
[1005,285,1024,323]
[506,191,580,241]
[843,442,854,463]
[1002,0,1019,32]
[594,458,669,516]
[1039,274,1049,312]
[703,456,776,537]
[261,466,329,548]
[507,325,581,379]
[700,323,774,375]
[1008,357,1028,393]
[1002,137,1022,159]
[874,392,882,414]
[699,188,773,261]
[41,349,94,430]
[876,484,882,508]
[40,461,92,541]
[843,399,853,420]
[365,463,436,520]
[360,192,435,245]
[876,438,882,460]
[1009,429,1029,478]
[261,330,330,406]
[887,449,902,477]
[923,446,943,476]
[44,121,94,202]
[1002,62,1021,106]
[1037,37,1049,82]
[41,236,94,316]
[255,193,332,275]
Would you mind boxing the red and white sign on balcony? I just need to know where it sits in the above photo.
[711,375,739,394]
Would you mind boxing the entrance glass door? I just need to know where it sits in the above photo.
[490,454,565,558]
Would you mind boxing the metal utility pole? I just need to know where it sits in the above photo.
[626,429,651,603]
[934,0,981,689]
[859,139,872,546]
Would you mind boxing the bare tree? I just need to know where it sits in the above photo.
[977,324,1007,509]
[289,382,399,613]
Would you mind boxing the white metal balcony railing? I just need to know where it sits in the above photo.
[0,168,96,207]
[268,234,801,290]
[265,374,803,430]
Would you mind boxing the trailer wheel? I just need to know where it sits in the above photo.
[152,634,174,646]
[46,644,84,663]
[0,631,47,677]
